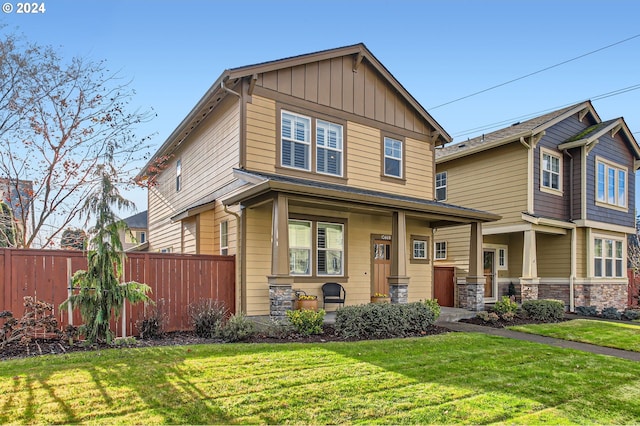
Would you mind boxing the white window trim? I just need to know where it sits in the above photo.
[316,119,344,177]
[595,156,628,211]
[383,137,403,179]
[289,219,313,276]
[435,171,447,202]
[539,147,562,195]
[220,221,229,255]
[281,110,312,172]
[434,241,447,260]
[591,233,625,279]
[176,159,182,192]
[413,239,428,260]
[316,222,344,276]
[484,243,508,271]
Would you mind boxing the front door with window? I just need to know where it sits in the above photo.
[483,250,497,302]
[373,239,391,296]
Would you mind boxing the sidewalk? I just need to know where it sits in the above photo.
[437,320,640,362]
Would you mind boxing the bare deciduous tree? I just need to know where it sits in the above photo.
[0,30,154,247]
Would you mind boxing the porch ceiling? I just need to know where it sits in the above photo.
[224,169,501,227]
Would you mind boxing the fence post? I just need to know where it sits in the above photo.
[67,257,73,326]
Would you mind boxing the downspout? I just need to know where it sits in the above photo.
[564,149,576,312]
[224,204,244,314]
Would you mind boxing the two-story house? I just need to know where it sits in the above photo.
[137,44,499,317]
[434,101,639,311]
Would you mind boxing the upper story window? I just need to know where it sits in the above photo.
[593,237,624,278]
[540,148,561,194]
[383,137,403,178]
[176,159,182,192]
[435,172,447,201]
[316,120,343,176]
[281,112,311,171]
[281,110,344,177]
[596,158,627,209]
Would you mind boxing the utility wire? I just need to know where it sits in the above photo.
[452,83,640,139]
[430,33,640,110]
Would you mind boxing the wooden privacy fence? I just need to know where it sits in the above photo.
[0,248,235,336]
[628,269,639,308]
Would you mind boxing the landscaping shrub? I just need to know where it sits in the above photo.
[521,299,565,321]
[188,299,228,338]
[600,307,622,320]
[493,296,519,317]
[135,299,167,339]
[422,299,441,321]
[220,312,255,342]
[286,309,325,336]
[334,302,438,340]
[575,306,598,317]
[622,309,640,321]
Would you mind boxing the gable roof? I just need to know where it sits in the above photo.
[122,211,148,229]
[435,101,599,163]
[137,43,450,180]
[558,117,640,160]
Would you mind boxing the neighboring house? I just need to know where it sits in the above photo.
[120,211,148,252]
[434,101,639,311]
[137,44,499,316]
[0,177,34,246]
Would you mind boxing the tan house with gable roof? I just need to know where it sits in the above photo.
[137,44,499,316]
[434,101,639,311]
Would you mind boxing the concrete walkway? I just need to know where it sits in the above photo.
[437,319,640,362]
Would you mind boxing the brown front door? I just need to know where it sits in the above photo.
[434,267,455,307]
[373,239,391,295]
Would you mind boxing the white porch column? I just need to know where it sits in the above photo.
[458,222,485,311]
[389,211,409,303]
[268,194,293,317]
[520,229,539,301]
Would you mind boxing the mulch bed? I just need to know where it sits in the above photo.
[459,315,569,328]
[1,324,454,361]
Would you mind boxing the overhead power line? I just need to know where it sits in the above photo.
[451,83,640,139]
[430,33,640,110]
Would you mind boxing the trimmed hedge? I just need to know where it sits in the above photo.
[521,299,565,321]
[334,301,439,340]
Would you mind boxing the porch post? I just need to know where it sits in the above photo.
[389,211,409,304]
[459,222,485,311]
[268,194,293,318]
[520,229,539,301]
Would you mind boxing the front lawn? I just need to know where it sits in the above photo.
[509,319,640,352]
[1,333,639,424]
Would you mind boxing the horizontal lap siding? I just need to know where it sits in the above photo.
[433,224,471,278]
[536,233,571,277]
[441,142,527,226]
[244,205,272,316]
[406,218,433,301]
[245,96,277,173]
[148,96,240,252]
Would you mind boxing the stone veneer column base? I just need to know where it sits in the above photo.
[520,278,540,301]
[457,276,485,311]
[388,276,410,304]
[268,275,294,319]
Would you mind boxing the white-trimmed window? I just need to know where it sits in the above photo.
[289,220,312,275]
[498,248,506,268]
[413,239,427,260]
[317,222,344,275]
[541,148,561,193]
[220,221,229,255]
[383,137,403,178]
[596,158,627,208]
[281,111,311,171]
[435,172,447,201]
[434,241,447,260]
[594,237,624,278]
[316,120,343,176]
[176,159,182,192]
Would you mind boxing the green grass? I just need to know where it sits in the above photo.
[509,319,640,352]
[1,333,640,424]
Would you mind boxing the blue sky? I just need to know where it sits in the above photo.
[2,0,640,214]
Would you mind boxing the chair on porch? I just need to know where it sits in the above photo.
[322,283,346,308]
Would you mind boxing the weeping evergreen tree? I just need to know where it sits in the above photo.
[61,163,151,344]
[0,201,18,247]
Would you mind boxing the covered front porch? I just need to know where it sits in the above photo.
[223,169,500,317]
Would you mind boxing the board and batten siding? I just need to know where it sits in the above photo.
[148,95,241,252]
[254,57,429,135]
[439,142,527,226]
